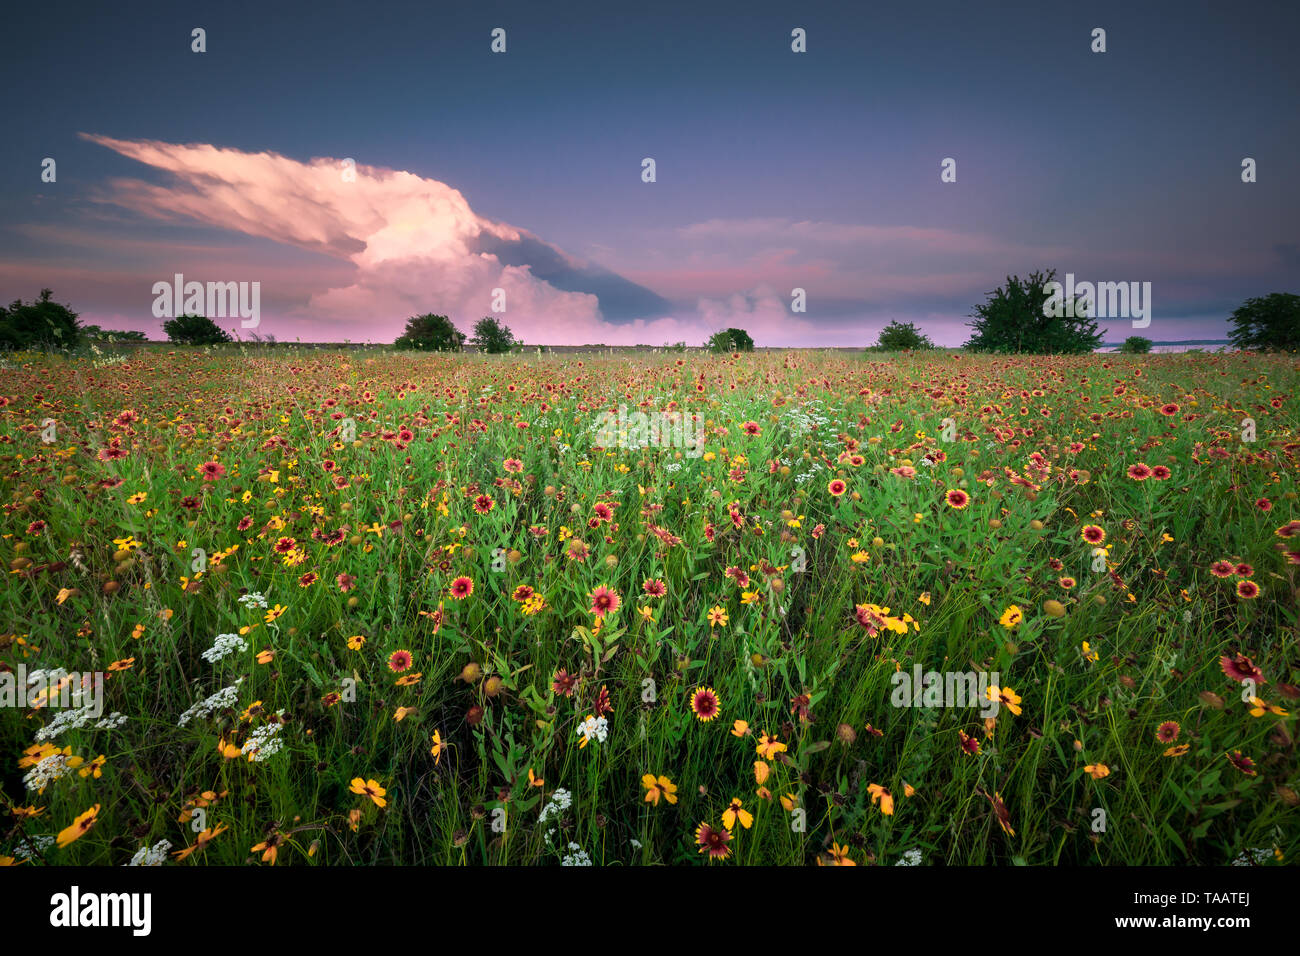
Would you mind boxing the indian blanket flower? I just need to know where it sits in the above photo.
[694,822,732,860]
[449,576,474,600]
[690,687,721,722]
[589,584,620,618]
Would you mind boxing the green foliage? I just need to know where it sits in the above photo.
[83,325,149,343]
[1119,336,1153,354]
[871,320,934,352]
[393,313,465,352]
[471,316,517,354]
[163,313,233,346]
[0,288,83,350]
[965,269,1102,355]
[706,327,754,353]
[1227,293,1300,352]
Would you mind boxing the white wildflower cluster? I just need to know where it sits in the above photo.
[241,714,286,762]
[34,704,127,743]
[177,677,245,727]
[237,592,269,610]
[1231,847,1274,866]
[662,462,682,473]
[126,840,173,866]
[561,843,592,866]
[576,715,608,747]
[895,848,923,866]
[201,632,248,664]
[538,788,573,845]
[23,753,74,791]
[11,834,55,859]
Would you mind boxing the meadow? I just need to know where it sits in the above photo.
[1,345,1297,866]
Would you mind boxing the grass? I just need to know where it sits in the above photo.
[1,345,1297,866]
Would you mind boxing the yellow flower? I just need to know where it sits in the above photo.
[56,804,100,848]
[999,605,1023,629]
[867,783,894,815]
[722,798,753,831]
[1083,763,1110,779]
[349,777,387,808]
[642,774,678,806]
[731,719,749,737]
[707,606,729,628]
[987,685,1023,717]
[429,730,444,764]
[754,760,770,785]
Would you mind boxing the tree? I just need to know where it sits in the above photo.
[706,328,754,353]
[1118,335,1153,354]
[1227,293,1300,352]
[163,313,232,345]
[965,269,1102,355]
[871,320,934,351]
[393,314,465,352]
[471,317,517,354]
[0,288,83,350]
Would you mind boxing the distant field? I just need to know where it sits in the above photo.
[2,347,1297,866]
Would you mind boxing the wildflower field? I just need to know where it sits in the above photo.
[2,346,1298,867]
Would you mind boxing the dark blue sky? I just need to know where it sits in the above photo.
[2,0,1296,344]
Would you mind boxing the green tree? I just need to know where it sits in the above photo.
[1227,293,1300,352]
[1118,335,1153,354]
[84,325,148,343]
[393,313,465,352]
[965,269,1101,354]
[0,288,83,350]
[706,328,754,352]
[871,320,934,351]
[471,317,517,354]
[163,313,233,345]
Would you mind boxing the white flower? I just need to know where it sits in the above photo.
[576,715,608,746]
[126,840,173,866]
[561,843,593,866]
[201,632,248,664]
[895,848,923,866]
[177,677,245,727]
[241,716,286,762]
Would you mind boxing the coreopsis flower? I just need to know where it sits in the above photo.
[867,784,894,815]
[1083,763,1110,779]
[429,731,444,764]
[173,825,228,861]
[823,843,856,866]
[731,720,750,738]
[756,732,787,759]
[998,605,1023,629]
[707,606,729,628]
[251,832,285,865]
[57,804,100,848]
[349,777,388,807]
[987,684,1023,717]
[722,798,753,831]
[642,774,678,806]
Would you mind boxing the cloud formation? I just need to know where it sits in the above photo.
[82,134,716,344]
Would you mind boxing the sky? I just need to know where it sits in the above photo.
[1,0,1297,347]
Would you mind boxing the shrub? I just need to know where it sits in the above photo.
[706,328,754,352]
[1119,336,1153,354]
[163,313,233,346]
[871,320,934,351]
[0,288,83,350]
[1227,293,1300,352]
[965,269,1102,354]
[393,314,465,352]
[470,317,517,354]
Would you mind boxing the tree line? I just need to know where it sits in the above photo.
[2,276,1296,353]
